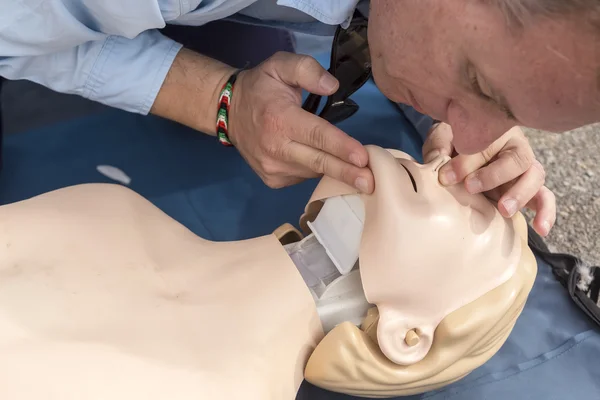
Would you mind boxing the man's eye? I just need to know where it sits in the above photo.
[470,71,516,120]
[501,105,516,120]
[470,72,490,99]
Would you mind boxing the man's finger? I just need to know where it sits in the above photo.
[437,135,507,187]
[285,141,374,193]
[462,154,541,194]
[496,162,546,218]
[260,173,307,189]
[285,106,369,168]
[437,127,531,186]
[268,52,339,95]
[524,186,556,237]
[422,122,454,163]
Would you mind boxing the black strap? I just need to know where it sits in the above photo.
[526,224,600,326]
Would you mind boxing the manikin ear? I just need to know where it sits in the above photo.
[376,306,436,366]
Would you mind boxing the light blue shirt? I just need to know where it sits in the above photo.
[0,0,363,115]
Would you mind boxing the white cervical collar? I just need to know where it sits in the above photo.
[307,194,365,276]
[284,195,370,332]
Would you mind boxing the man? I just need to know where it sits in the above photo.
[1,0,597,237]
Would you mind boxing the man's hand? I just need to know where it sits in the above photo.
[228,52,374,193]
[422,123,556,237]
[151,49,373,193]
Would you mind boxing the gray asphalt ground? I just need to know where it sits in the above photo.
[524,126,600,266]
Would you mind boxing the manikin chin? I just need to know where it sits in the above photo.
[0,145,536,399]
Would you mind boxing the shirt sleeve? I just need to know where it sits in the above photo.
[0,0,185,114]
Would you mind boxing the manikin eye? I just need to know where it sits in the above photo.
[401,165,417,193]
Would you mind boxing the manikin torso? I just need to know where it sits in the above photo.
[0,145,536,399]
[0,184,322,399]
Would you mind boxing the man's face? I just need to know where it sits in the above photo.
[368,0,600,154]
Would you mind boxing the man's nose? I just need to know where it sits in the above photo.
[447,102,512,154]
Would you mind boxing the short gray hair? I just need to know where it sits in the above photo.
[487,0,600,30]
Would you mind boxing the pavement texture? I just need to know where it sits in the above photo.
[523,125,600,266]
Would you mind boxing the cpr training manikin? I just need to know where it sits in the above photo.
[0,145,537,399]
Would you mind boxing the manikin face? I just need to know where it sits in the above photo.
[302,145,536,397]
[359,146,521,365]
[367,0,600,154]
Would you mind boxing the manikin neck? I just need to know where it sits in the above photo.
[285,233,371,333]
[285,194,372,334]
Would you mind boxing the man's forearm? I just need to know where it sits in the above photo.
[150,48,236,135]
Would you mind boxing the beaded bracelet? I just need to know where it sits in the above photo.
[216,68,244,147]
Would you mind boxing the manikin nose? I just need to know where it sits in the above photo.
[426,154,451,173]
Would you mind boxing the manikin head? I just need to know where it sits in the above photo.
[367,0,600,154]
[299,145,537,397]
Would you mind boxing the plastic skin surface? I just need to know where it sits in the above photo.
[301,145,537,397]
[0,145,536,399]
[0,184,323,400]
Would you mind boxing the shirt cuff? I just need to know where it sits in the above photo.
[84,30,182,115]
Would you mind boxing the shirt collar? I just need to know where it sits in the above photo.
[276,0,361,28]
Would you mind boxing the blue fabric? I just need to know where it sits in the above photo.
[0,0,360,114]
[0,51,422,237]
[159,21,297,69]
[1,50,599,399]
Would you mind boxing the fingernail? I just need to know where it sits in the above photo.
[350,152,364,167]
[540,220,551,236]
[355,177,369,193]
[502,198,518,216]
[440,170,457,186]
[465,177,483,193]
[319,73,338,92]
[424,150,440,163]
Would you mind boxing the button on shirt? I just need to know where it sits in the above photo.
[0,0,362,115]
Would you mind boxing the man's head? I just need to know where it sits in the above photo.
[368,0,600,154]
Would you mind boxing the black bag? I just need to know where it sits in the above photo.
[527,224,600,326]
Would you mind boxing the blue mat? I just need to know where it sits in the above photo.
[1,50,599,399]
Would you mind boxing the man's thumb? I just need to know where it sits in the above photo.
[422,122,454,163]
